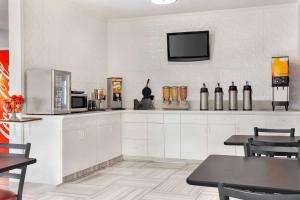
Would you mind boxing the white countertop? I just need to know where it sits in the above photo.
[24,108,300,120]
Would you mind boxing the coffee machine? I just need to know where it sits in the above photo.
[272,57,289,111]
[107,77,123,110]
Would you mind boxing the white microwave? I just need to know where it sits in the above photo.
[71,94,88,113]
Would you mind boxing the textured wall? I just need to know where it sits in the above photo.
[108,4,299,109]
[23,0,108,95]
[0,30,8,49]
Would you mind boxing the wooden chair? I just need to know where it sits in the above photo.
[244,138,300,159]
[254,127,295,137]
[218,183,300,200]
[0,143,31,200]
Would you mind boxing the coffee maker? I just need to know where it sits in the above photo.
[272,57,289,111]
[107,77,123,110]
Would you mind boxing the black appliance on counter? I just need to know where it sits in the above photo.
[134,79,155,110]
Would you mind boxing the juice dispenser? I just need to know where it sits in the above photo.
[107,77,123,110]
[272,57,289,111]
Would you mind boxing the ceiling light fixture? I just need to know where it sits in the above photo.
[151,0,177,5]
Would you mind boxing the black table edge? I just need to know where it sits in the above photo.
[186,155,300,194]
[187,177,300,194]
[0,158,36,173]
[224,141,242,145]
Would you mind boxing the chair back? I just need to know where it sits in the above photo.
[0,143,31,200]
[244,138,300,159]
[218,183,300,200]
[254,127,295,137]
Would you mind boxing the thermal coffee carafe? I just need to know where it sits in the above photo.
[200,83,209,110]
[228,82,238,110]
[243,81,252,111]
[214,83,223,110]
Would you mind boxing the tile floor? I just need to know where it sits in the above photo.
[0,160,220,200]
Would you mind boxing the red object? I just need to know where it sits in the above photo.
[0,189,17,200]
[0,50,10,153]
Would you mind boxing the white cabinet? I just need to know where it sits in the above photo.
[164,114,181,159]
[207,115,236,156]
[181,124,208,160]
[63,114,121,177]
[81,125,97,170]
[122,121,147,157]
[148,123,164,158]
[97,114,122,163]
[63,118,97,176]
[208,124,236,156]
[164,123,181,159]
[235,115,266,156]
[122,123,147,139]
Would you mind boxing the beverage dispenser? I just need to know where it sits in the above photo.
[272,57,289,111]
[107,77,123,110]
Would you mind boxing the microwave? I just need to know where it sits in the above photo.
[71,94,88,113]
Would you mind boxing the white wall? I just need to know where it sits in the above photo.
[108,4,299,109]
[0,0,8,49]
[23,0,107,95]
[0,30,8,49]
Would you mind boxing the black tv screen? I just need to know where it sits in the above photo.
[167,31,210,62]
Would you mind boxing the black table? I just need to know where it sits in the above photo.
[0,157,36,173]
[187,155,300,194]
[224,135,300,146]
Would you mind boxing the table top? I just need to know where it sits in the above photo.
[0,157,36,173]
[224,135,300,146]
[187,155,300,194]
[0,117,42,123]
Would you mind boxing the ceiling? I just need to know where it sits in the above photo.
[69,0,297,19]
[0,0,8,31]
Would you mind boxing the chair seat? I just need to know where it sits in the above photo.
[0,189,17,200]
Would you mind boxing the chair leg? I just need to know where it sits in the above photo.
[17,166,27,200]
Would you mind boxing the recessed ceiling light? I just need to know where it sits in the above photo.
[151,0,177,5]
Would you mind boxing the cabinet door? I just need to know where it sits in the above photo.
[122,122,147,157]
[181,124,208,160]
[148,123,164,158]
[235,115,266,156]
[111,116,122,158]
[208,125,236,156]
[122,123,147,140]
[81,126,97,170]
[63,129,84,176]
[164,123,181,159]
[98,123,121,162]
[122,139,147,157]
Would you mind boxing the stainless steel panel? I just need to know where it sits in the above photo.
[26,69,71,114]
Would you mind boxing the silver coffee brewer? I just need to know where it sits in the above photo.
[228,82,238,111]
[91,89,106,110]
[243,81,252,111]
[200,83,209,110]
[214,83,223,111]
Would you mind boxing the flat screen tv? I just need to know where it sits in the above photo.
[167,31,210,62]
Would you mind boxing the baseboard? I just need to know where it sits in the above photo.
[63,155,123,183]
